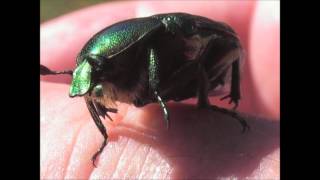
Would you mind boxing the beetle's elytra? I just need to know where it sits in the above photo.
[40,12,249,167]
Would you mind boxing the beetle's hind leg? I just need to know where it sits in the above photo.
[220,59,241,109]
[196,65,211,108]
[196,64,249,133]
[210,105,250,133]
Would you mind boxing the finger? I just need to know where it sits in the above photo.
[41,81,279,179]
[41,81,90,178]
[249,1,280,120]
[40,81,126,179]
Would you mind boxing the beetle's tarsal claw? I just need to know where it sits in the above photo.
[220,94,239,110]
[91,138,107,168]
[232,102,239,110]
[107,108,118,114]
[220,94,230,101]
[242,123,250,133]
[104,108,118,122]
[91,154,98,168]
[105,113,113,122]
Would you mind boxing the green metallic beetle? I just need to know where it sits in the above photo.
[40,12,249,167]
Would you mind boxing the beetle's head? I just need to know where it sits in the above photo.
[69,54,108,97]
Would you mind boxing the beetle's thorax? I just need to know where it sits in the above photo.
[89,81,140,108]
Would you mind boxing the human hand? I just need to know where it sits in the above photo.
[41,1,279,179]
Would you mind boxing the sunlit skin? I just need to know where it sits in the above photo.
[41,1,279,179]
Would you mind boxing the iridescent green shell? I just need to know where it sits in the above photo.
[77,17,163,64]
[69,60,92,97]
[71,16,164,97]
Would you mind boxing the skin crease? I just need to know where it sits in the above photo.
[40,1,280,179]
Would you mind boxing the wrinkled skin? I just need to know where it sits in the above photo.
[41,1,279,179]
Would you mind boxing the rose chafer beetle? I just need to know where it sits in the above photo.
[41,12,249,167]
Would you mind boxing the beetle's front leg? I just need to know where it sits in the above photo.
[220,59,241,109]
[148,47,170,129]
[91,84,118,121]
[85,97,109,167]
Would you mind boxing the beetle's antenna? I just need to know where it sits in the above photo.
[40,64,73,76]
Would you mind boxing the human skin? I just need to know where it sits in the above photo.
[40,1,279,179]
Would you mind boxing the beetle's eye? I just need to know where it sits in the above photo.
[92,84,103,97]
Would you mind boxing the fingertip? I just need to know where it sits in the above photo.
[249,1,280,120]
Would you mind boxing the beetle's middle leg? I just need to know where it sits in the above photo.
[148,47,170,129]
[196,64,210,108]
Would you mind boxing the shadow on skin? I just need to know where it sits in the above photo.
[109,103,279,178]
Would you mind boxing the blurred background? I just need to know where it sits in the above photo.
[41,0,113,23]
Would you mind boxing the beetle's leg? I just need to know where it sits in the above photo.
[148,47,170,129]
[196,64,211,108]
[92,84,118,122]
[93,101,117,122]
[196,66,249,132]
[210,105,250,133]
[154,91,170,128]
[40,64,73,76]
[220,59,241,109]
[85,97,108,167]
